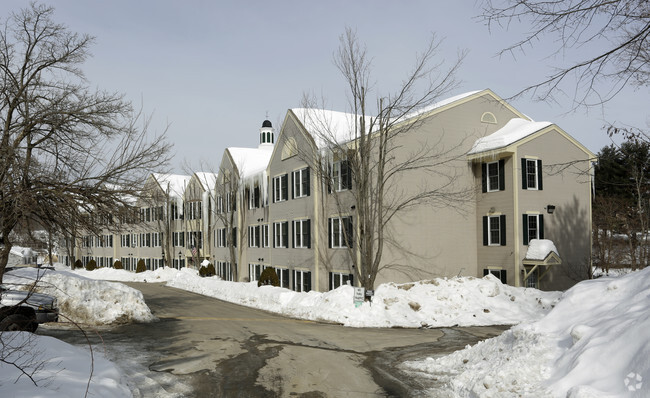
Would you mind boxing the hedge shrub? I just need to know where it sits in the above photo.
[85,259,97,271]
[113,260,123,269]
[73,259,82,270]
[258,267,280,287]
[199,263,216,277]
[136,259,146,273]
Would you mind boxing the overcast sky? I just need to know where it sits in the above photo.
[3,1,648,173]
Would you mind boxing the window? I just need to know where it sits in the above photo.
[482,160,505,192]
[331,160,352,192]
[248,185,261,209]
[482,215,506,246]
[273,174,289,202]
[329,216,353,248]
[521,158,543,190]
[522,214,544,245]
[275,267,290,288]
[262,224,270,247]
[248,225,261,248]
[249,263,262,282]
[293,219,311,248]
[273,221,289,248]
[292,168,310,198]
[293,270,312,292]
[330,272,354,290]
[483,269,507,284]
[525,267,539,288]
[217,228,227,247]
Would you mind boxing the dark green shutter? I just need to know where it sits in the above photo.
[522,214,529,245]
[306,219,311,248]
[500,214,506,246]
[500,270,507,284]
[282,174,288,200]
[539,214,545,239]
[304,168,311,197]
[537,159,543,190]
[483,269,489,276]
[280,221,289,247]
[346,216,354,247]
[482,216,488,246]
[291,172,295,199]
[304,271,312,292]
[329,272,333,290]
[521,158,528,189]
[328,218,332,248]
[292,221,295,248]
[499,159,505,191]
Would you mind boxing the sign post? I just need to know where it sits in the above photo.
[353,287,365,307]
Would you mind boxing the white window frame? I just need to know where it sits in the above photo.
[332,160,351,192]
[262,224,270,248]
[487,215,501,246]
[292,168,309,198]
[526,159,538,190]
[527,214,540,242]
[274,221,289,248]
[487,161,500,192]
[330,216,352,249]
[293,219,310,248]
[273,174,288,202]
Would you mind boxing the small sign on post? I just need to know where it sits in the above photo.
[353,287,365,307]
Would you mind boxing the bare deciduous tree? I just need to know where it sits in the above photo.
[0,3,171,282]
[481,0,650,108]
[300,28,469,290]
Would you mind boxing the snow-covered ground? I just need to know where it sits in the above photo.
[2,264,648,397]
[0,331,131,397]
[402,267,650,397]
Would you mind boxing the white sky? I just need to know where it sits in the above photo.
[2,0,648,173]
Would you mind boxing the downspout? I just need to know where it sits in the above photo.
[513,150,521,287]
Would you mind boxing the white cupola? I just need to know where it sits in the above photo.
[259,119,274,147]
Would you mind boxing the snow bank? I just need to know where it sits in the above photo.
[403,267,650,397]
[0,332,130,398]
[163,269,559,328]
[4,268,156,325]
[59,265,558,328]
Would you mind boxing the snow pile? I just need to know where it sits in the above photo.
[4,268,156,325]
[164,269,558,328]
[403,267,650,397]
[0,332,130,398]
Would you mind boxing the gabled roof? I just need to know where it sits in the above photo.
[467,117,596,161]
[152,173,191,198]
[524,239,562,265]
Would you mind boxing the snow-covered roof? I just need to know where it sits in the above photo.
[227,145,274,179]
[292,91,483,148]
[152,173,191,198]
[469,118,552,155]
[398,90,482,122]
[291,108,373,148]
[525,239,559,261]
[194,172,218,191]
[9,246,35,258]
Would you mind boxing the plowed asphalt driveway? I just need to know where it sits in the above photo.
[40,282,508,397]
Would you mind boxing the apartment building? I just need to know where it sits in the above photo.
[67,89,594,291]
